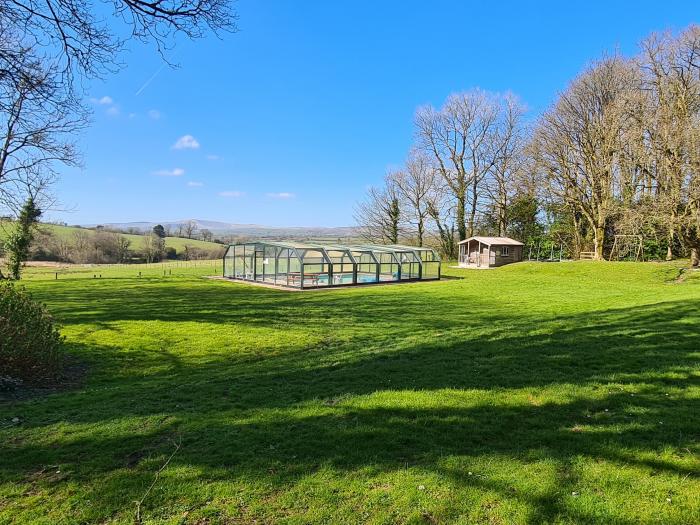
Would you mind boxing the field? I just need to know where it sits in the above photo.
[1,262,699,524]
[0,221,224,256]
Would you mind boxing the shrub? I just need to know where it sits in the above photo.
[0,281,63,383]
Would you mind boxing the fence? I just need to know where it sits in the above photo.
[19,259,221,281]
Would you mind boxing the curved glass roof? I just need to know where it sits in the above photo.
[223,241,440,289]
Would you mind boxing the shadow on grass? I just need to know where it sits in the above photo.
[1,277,699,522]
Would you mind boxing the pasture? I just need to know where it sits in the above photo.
[0,221,224,257]
[1,262,699,524]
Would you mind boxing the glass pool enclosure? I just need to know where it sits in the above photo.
[223,241,441,289]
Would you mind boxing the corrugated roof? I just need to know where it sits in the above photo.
[458,236,524,246]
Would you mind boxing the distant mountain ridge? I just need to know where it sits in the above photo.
[84,219,359,239]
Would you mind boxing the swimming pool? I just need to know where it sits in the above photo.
[316,273,378,285]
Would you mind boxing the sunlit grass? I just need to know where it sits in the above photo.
[1,261,699,523]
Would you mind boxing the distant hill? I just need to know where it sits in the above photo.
[84,219,359,239]
[0,221,225,257]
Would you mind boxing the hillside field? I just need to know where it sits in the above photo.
[1,262,699,524]
[0,221,224,256]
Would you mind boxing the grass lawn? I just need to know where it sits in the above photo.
[1,262,699,524]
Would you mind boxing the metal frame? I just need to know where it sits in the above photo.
[223,241,441,289]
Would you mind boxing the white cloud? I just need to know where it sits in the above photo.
[172,135,200,150]
[187,181,204,187]
[148,109,161,120]
[90,95,113,105]
[152,168,185,177]
[106,106,119,116]
[219,190,244,198]
[206,154,220,161]
[266,192,295,199]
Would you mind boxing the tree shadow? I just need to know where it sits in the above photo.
[2,278,699,522]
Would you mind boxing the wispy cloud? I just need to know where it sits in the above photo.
[187,181,204,187]
[148,109,161,120]
[266,192,295,199]
[106,106,119,116]
[152,168,185,177]
[219,190,244,198]
[90,95,113,105]
[206,154,220,161]
[172,135,200,150]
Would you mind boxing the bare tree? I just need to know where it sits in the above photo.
[637,26,700,265]
[415,90,523,241]
[0,0,237,216]
[390,153,437,246]
[425,181,457,258]
[355,176,402,244]
[70,229,93,263]
[200,228,213,242]
[182,220,198,239]
[486,94,527,236]
[0,30,85,214]
[143,232,165,263]
[533,56,638,259]
[1,0,237,81]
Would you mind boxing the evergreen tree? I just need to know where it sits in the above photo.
[3,198,42,280]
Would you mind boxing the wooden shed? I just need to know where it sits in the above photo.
[458,236,525,268]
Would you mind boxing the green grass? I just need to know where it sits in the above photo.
[0,221,224,255]
[1,262,699,524]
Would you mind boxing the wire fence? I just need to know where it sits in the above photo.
[19,259,222,281]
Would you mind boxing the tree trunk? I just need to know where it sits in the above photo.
[456,194,467,242]
[593,226,605,260]
[666,228,674,261]
[498,205,506,237]
[572,213,582,259]
[691,247,699,268]
[468,178,478,238]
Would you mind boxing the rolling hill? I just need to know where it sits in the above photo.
[85,219,359,239]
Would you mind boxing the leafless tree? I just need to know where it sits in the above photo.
[182,220,198,239]
[486,94,527,236]
[200,228,213,242]
[533,56,638,259]
[415,90,523,241]
[390,153,437,246]
[0,29,85,215]
[637,26,700,265]
[70,229,93,262]
[1,0,237,81]
[355,176,403,244]
[425,180,457,258]
[143,232,165,263]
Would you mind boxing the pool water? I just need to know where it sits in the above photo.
[316,273,378,285]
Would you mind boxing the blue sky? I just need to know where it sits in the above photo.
[50,1,699,227]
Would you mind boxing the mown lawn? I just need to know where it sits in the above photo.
[1,262,699,524]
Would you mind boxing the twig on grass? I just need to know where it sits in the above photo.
[134,436,182,523]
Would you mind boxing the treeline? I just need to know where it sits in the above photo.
[9,227,226,264]
[357,25,700,265]
[65,220,224,244]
